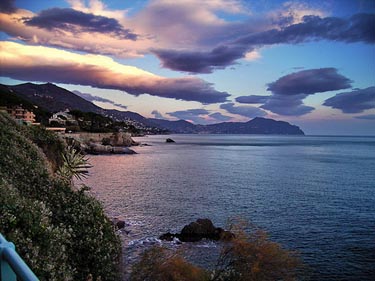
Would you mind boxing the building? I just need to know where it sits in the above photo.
[1,105,36,124]
[49,109,77,125]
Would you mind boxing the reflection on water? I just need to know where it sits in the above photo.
[80,135,375,280]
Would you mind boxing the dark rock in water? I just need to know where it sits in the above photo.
[159,232,175,241]
[140,143,152,147]
[166,138,175,143]
[159,218,234,242]
[112,218,126,229]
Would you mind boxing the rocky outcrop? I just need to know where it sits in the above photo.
[166,138,175,143]
[159,218,234,242]
[87,143,136,155]
[109,132,139,147]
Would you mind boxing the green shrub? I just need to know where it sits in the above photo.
[0,112,121,280]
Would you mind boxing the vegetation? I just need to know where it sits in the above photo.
[0,112,121,280]
[131,220,302,281]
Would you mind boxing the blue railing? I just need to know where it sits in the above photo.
[0,233,39,281]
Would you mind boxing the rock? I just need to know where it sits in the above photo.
[166,138,175,143]
[159,218,234,242]
[88,143,112,154]
[140,143,152,147]
[112,218,126,230]
[110,132,139,147]
[159,232,175,241]
[86,142,136,154]
[112,146,137,154]
[180,218,217,242]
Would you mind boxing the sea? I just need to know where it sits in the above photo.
[80,134,375,280]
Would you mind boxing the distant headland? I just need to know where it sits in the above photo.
[0,82,304,135]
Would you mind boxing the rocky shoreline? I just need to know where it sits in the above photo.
[65,132,138,155]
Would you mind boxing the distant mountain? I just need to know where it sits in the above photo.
[149,117,304,135]
[148,118,198,133]
[203,117,304,135]
[1,82,304,135]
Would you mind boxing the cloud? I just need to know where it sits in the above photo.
[220,103,266,118]
[1,0,373,72]
[153,13,375,73]
[25,8,137,40]
[237,13,375,46]
[166,108,232,124]
[73,90,127,110]
[355,114,375,120]
[259,68,352,116]
[0,41,229,104]
[236,95,269,104]
[267,68,352,96]
[151,110,164,119]
[323,87,375,113]
[261,95,315,116]
[0,0,16,14]
[167,108,210,123]
[208,112,232,122]
[153,45,247,74]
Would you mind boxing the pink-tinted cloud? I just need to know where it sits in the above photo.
[0,41,229,104]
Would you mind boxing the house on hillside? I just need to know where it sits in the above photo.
[49,109,78,126]
[1,105,36,124]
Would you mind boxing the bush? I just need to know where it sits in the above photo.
[131,246,209,281]
[212,220,301,281]
[0,112,121,280]
[132,220,302,281]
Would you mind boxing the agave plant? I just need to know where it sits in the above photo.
[57,146,92,183]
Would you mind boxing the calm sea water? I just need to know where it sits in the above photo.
[80,135,375,280]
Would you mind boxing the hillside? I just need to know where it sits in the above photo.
[1,82,305,135]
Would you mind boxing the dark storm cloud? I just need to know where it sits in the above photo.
[323,87,375,113]
[25,8,137,40]
[153,45,247,74]
[0,0,16,14]
[151,110,164,119]
[236,95,269,104]
[259,68,352,116]
[153,13,375,73]
[73,90,128,110]
[267,68,352,96]
[220,103,266,118]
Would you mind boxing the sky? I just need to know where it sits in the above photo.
[0,0,374,135]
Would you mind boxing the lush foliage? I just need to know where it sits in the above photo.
[131,220,301,281]
[0,112,121,280]
[69,110,114,133]
[57,146,92,183]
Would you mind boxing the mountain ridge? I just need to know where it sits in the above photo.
[1,82,304,135]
